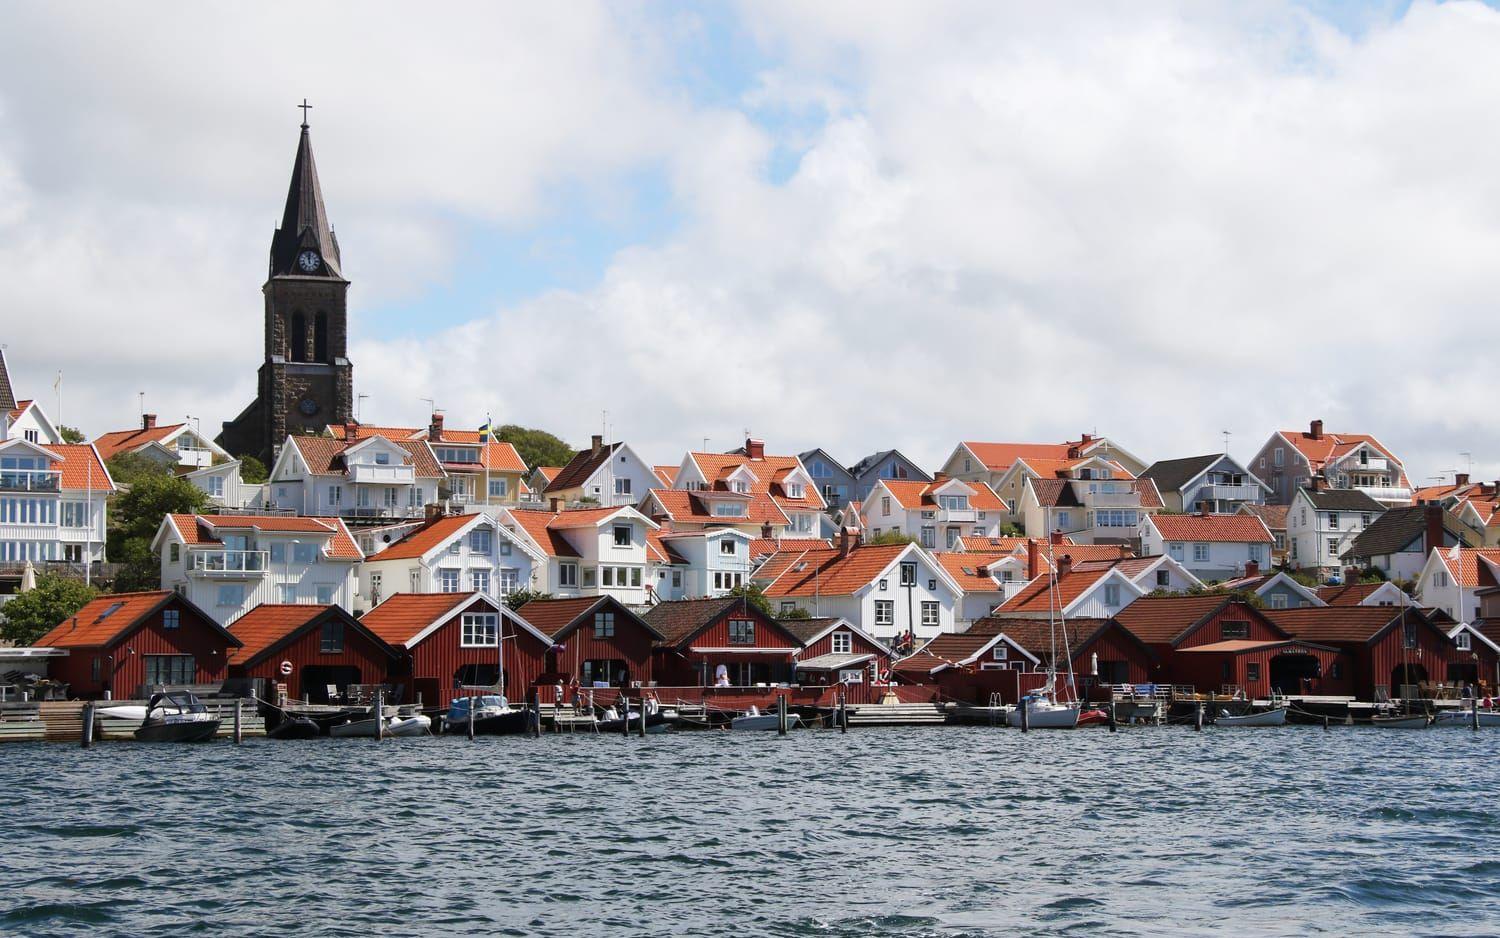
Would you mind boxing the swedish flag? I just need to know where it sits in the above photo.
[478,418,493,441]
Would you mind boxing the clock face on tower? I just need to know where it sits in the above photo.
[297,250,321,273]
[298,397,320,417]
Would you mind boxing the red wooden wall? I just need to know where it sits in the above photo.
[403,598,550,708]
[231,618,394,703]
[800,627,887,661]
[549,604,655,690]
[52,598,233,699]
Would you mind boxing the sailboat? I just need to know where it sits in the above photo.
[441,605,535,735]
[1373,598,1429,729]
[1007,540,1080,729]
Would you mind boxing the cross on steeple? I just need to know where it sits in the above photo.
[298,98,313,128]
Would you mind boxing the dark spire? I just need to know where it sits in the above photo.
[0,348,15,412]
[269,112,343,280]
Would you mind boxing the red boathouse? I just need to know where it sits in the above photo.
[227,604,398,703]
[642,597,804,686]
[514,596,661,690]
[35,591,241,699]
[1264,605,1472,700]
[360,592,551,707]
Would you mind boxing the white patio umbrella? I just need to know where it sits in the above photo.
[20,559,37,593]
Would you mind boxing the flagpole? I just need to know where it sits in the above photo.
[85,448,92,588]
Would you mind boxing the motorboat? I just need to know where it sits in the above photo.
[1077,708,1109,727]
[1214,707,1288,727]
[329,716,381,738]
[442,695,534,735]
[385,713,433,737]
[133,691,221,743]
[1433,709,1500,728]
[1371,712,1430,729]
[267,714,322,740]
[1006,694,1080,729]
[731,705,801,731]
[596,700,671,734]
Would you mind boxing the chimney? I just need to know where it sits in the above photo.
[1066,445,1081,459]
[1313,475,1330,491]
[142,413,157,430]
[1057,554,1073,578]
[424,502,445,523]
[761,522,773,540]
[1049,530,1065,545]
[590,434,603,456]
[839,526,853,557]
[1425,501,1445,555]
[1455,472,1470,487]
[1198,501,1211,517]
[343,422,359,440]
[1026,538,1040,580]
[1244,560,1259,579]
[1309,419,1324,440]
[745,438,765,461]
[427,412,444,442]
[1080,433,1093,445]
[549,497,561,513]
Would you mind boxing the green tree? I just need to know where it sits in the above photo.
[726,582,775,617]
[497,425,576,471]
[107,470,209,592]
[778,605,812,620]
[238,455,269,484]
[106,451,171,487]
[58,425,87,444]
[503,588,553,611]
[865,530,918,546]
[1,575,98,645]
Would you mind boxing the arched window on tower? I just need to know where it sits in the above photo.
[291,311,307,362]
[314,311,329,363]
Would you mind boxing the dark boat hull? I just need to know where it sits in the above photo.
[267,716,322,740]
[444,709,536,735]
[595,711,670,734]
[134,719,221,743]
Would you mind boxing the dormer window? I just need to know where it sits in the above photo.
[939,495,969,511]
[613,524,631,547]
[786,482,804,499]
[712,501,746,517]
[375,452,390,465]
[720,539,737,555]
[731,480,749,494]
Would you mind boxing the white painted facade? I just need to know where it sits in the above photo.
[650,529,756,601]
[355,513,543,613]
[0,438,111,566]
[1286,490,1381,576]
[769,545,964,641]
[269,434,438,521]
[1139,520,1271,582]
[183,461,265,510]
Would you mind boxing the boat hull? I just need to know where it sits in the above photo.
[134,719,221,743]
[1006,704,1080,729]
[1371,715,1430,729]
[596,711,671,734]
[386,715,433,737]
[1215,708,1288,727]
[1433,710,1500,727]
[731,714,802,731]
[443,709,535,736]
[267,716,322,740]
[329,718,380,738]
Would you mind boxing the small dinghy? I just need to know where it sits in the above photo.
[1077,708,1109,727]
[329,716,381,738]
[1433,709,1500,727]
[1215,707,1287,727]
[134,691,221,743]
[595,703,671,734]
[267,715,321,740]
[384,713,432,737]
[1371,712,1430,729]
[731,705,801,731]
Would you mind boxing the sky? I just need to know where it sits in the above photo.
[1,1,1497,486]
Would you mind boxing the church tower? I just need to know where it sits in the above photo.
[219,108,354,463]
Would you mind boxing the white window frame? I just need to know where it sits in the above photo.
[460,613,498,648]
[830,631,852,655]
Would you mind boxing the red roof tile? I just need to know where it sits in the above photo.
[1110,595,1253,644]
[36,591,178,647]
[93,424,187,461]
[169,513,362,560]
[359,592,477,646]
[374,514,479,561]
[290,435,444,478]
[41,444,116,492]
[1148,513,1272,543]
[761,544,912,598]
[1262,605,1422,644]
[685,451,825,512]
[225,604,327,664]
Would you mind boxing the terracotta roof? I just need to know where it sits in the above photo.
[36,591,178,647]
[876,479,1007,512]
[761,544,914,598]
[1435,547,1500,589]
[958,536,1030,554]
[223,603,394,665]
[169,513,362,560]
[686,451,825,511]
[918,631,1005,666]
[1280,429,1401,472]
[933,552,1009,591]
[1111,595,1277,645]
[971,616,1119,665]
[1315,582,1392,606]
[961,442,1080,472]
[1149,513,1272,543]
[750,537,831,558]
[645,529,679,565]
[1262,605,1425,644]
[890,649,951,675]
[1178,639,1311,653]
[374,514,478,561]
[94,423,187,460]
[290,435,445,478]
[512,597,606,638]
[535,466,562,483]
[359,592,477,646]
[995,565,1116,615]
[503,509,579,558]
[1238,503,1289,530]
[647,488,789,527]
[1029,477,1162,510]
[41,444,116,492]
[545,442,622,493]
[8,399,33,421]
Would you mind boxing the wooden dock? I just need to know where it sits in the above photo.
[845,702,947,727]
[0,699,265,743]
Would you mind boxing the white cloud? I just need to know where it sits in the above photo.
[2,1,1498,486]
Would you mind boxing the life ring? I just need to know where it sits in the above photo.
[279,660,293,676]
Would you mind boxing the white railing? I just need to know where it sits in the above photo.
[1354,485,1412,503]
[189,549,270,575]
[1082,488,1139,508]
[938,508,978,523]
[1196,483,1261,502]
[0,470,62,493]
[348,463,415,485]
[1338,455,1390,473]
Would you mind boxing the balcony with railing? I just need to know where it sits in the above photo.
[0,469,61,493]
[314,504,427,520]
[1194,483,1262,503]
[348,462,415,485]
[1353,485,1413,504]
[1076,483,1140,508]
[938,507,978,524]
[1337,454,1390,474]
[188,549,270,576]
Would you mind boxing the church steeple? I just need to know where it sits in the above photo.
[269,108,343,280]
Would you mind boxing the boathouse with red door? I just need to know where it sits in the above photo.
[1264,605,1470,700]
[226,604,398,703]
[778,616,892,686]
[642,597,803,686]
[35,591,240,699]
[514,596,660,692]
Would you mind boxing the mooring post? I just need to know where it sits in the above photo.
[1020,699,1029,734]
[622,696,631,738]
[1108,700,1117,733]
[234,698,243,745]
[81,702,95,749]
[373,688,384,741]
[839,692,848,734]
[467,694,476,741]
[1474,695,1481,732]
[1322,714,1329,731]
[1194,701,1203,732]
[777,694,787,736]
[636,696,646,738]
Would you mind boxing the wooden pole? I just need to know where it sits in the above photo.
[1020,698,1029,734]
[374,688,384,741]
[1194,700,1203,732]
[1474,694,1481,732]
[233,699,243,745]
[839,691,848,734]
[467,694,475,740]
[777,694,787,736]
[622,696,631,737]
[81,702,94,749]
[636,695,646,738]
[1107,700,1116,733]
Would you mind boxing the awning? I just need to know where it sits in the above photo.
[688,646,797,655]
